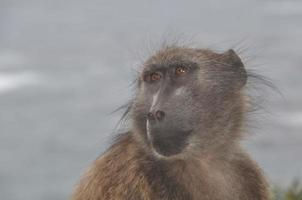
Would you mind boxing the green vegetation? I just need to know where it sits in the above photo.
[270,181,302,200]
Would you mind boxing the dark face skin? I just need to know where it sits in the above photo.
[142,61,201,156]
[132,47,247,158]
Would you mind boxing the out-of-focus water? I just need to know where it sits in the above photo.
[0,0,301,199]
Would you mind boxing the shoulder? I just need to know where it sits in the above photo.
[93,132,144,176]
[230,151,269,200]
[99,131,138,160]
[72,132,151,200]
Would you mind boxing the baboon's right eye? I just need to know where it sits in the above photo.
[144,72,161,83]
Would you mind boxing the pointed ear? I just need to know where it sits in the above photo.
[220,49,247,88]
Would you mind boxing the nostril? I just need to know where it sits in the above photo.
[155,110,165,121]
[147,112,155,120]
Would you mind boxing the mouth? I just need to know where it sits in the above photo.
[147,126,192,157]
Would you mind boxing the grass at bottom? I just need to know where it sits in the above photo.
[270,180,302,200]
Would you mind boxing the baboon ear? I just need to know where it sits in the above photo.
[220,49,247,88]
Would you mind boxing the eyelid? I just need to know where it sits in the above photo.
[178,65,188,70]
[177,64,198,72]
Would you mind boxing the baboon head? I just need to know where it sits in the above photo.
[132,47,247,158]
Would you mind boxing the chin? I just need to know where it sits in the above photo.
[148,129,192,158]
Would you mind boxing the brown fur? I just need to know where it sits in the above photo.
[72,132,268,200]
[72,47,269,200]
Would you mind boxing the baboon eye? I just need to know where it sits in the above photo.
[175,66,187,76]
[144,72,161,82]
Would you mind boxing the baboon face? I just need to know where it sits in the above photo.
[132,47,247,157]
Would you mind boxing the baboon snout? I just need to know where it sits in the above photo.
[147,110,165,122]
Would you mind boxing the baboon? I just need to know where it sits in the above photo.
[72,46,269,200]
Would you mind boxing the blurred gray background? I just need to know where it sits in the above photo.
[1,0,302,199]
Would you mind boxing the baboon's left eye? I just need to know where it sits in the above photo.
[143,72,161,83]
[175,66,187,76]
